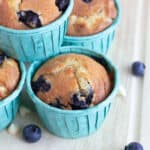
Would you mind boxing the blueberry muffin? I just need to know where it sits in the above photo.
[0,51,20,100]
[67,0,117,36]
[31,54,112,110]
[0,0,69,29]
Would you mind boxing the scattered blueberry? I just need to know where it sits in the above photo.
[55,0,69,11]
[31,75,51,94]
[17,10,42,28]
[125,142,144,150]
[0,52,6,65]
[82,0,92,3]
[132,61,145,77]
[23,124,41,143]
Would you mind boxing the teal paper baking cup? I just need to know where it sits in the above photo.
[0,62,26,131]
[63,0,121,54]
[0,0,74,62]
[26,47,119,138]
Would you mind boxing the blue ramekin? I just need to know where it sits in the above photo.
[63,0,121,54]
[26,46,119,138]
[0,0,74,62]
[0,62,26,131]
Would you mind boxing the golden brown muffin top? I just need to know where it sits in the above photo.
[0,51,20,100]
[32,54,112,110]
[72,0,106,17]
[67,0,117,36]
[0,0,61,29]
[72,0,117,18]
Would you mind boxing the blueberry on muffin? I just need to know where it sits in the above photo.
[67,0,117,36]
[0,51,20,100]
[32,54,112,110]
[0,0,69,29]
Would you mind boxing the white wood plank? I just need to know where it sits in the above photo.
[0,0,149,149]
[140,0,150,149]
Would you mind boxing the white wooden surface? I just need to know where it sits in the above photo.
[0,0,150,149]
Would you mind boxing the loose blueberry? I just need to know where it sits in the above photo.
[125,142,144,150]
[132,61,145,77]
[0,52,6,65]
[82,0,92,3]
[23,124,41,143]
[31,75,51,94]
[17,10,42,28]
[55,0,69,11]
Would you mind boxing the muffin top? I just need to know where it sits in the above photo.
[67,0,117,36]
[32,54,112,110]
[0,0,69,29]
[0,51,20,100]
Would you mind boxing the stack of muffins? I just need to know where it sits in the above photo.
[0,0,120,138]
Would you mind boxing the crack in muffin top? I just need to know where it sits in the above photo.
[32,54,112,110]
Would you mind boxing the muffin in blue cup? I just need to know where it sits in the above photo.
[26,47,119,138]
[64,0,121,54]
[0,51,26,131]
[0,0,73,62]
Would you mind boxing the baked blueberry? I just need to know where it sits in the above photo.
[49,103,63,109]
[70,92,90,110]
[86,87,94,105]
[31,75,51,94]
[0,52,6,65]
[23,124,41,143]
[125,142,144,150]
[17,10,42,28]
[82,0,92,3]
[49,98,66,109]
[132,61,145,77]
[55,0,69,11]
[71,95,89,110]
